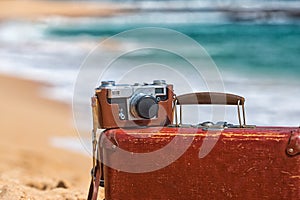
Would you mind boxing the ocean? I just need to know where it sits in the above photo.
[0,0,299,138]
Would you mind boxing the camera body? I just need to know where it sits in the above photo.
[95,80,174,129]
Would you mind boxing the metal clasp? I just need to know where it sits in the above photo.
[286,130,300,156]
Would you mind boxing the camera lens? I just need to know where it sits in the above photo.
[130,94,158,119]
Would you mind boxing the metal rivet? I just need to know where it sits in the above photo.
[287,148,294,154]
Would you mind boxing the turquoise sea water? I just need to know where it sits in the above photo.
[47,23,300,78]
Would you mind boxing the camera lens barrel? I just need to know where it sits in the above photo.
[130,94,159,119]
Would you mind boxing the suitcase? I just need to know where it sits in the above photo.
[100,126,299,200]
[90,92,300,200]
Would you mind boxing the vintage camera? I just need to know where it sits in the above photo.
[94,80,174,129]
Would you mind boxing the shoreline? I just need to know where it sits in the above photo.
[0,74,104,199]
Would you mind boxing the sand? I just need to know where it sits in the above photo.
[0,0,132,20]
[0,74,104,200]
[0,0,126,199]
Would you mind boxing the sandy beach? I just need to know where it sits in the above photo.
[0,1,123,199]
[0,74,104,199]
[0,0,131,20]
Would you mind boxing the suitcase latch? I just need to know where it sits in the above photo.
[286,131,300,156]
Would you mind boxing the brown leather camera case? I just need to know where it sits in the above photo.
[95,85,174,129]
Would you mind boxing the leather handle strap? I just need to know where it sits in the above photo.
[175,92,246,127]
[176,92,245,105]
[87,160,101,200]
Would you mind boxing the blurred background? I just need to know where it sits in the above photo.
[1,0,300,126]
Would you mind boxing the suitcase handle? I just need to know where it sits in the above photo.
[174,92,246,127]
[176,92,245,105]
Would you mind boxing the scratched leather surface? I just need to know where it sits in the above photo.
[101,127,300,200]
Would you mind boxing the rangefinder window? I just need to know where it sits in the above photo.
[111,90,121,96]
[155,88,164,95]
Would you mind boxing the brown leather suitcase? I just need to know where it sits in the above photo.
[100,126,300,200]
[89,92,300,200]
